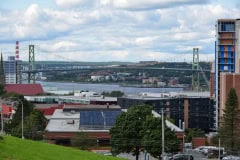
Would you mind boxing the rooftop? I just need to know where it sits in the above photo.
[1,103,14,115]
[63,104,121,111]
[5,84,44,96]
[122,91,210,100]
[51,109,80,119]
[46,109,118,132]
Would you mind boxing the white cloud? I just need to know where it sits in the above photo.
[55,0,90,8]
[0,1,240,62]
[111,0,209,10]
[135,36,158,47]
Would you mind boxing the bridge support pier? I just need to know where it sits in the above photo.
[192,48,200,91]
[28,45,35,84]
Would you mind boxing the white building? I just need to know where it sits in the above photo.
[4,56,17,84]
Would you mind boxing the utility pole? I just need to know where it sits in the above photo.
[182,121,185,153]
[218,138,221,160]
[162,108,165,159]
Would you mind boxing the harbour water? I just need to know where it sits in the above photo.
[38,81,183,95]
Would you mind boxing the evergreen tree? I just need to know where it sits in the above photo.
[219,88,240,154]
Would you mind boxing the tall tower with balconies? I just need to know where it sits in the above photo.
[215,19,240,129]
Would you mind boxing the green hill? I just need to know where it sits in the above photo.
[0,136,125,160]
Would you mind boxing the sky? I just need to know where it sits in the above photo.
[0,0,240,62]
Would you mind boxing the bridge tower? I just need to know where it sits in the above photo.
[15,41,22,84]
[192,48,200,91]
[28,45,35,84]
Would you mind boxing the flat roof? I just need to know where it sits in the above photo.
[46,109,118,132]
[59,96,117,102]
[45,119,109,132]
[63,104,121,110]
[121,91,210,100]
[25,95,117,102]
[51,109,80,119]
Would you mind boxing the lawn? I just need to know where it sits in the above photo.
[0,136,125,160]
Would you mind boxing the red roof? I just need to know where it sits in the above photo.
[1,104,13,115]
[37,105,64,115]
[4,84,44,96]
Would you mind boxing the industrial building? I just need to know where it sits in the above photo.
[24,94,117,105]
[44,105,124,145]
[118,92,215,132]
[214,19,240,127]
[44,104,183,147]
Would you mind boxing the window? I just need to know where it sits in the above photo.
[220,22,235,32]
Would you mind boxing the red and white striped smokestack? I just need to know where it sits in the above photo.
[16,41,19,60]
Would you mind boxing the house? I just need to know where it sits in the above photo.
[0,103,15,122]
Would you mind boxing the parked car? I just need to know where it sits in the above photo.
[169,154,194,160]
[222,155,240,160]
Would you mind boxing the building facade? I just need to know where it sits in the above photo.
[118,94,215,132]
[215,19,240,128]
[219,73,240,123]
[4,56,22,84]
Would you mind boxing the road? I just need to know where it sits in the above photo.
[117,149,208,160]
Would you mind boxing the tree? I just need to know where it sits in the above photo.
[24,110,47,140]
[185,128,205,143]
[71,132,97,150]
[218,88,240,154]
[110,104,152,160]
[0,84,6,95]
[102,90,124,97]
[4,95,46,140]
[143,116,180,159]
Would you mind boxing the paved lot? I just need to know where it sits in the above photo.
[184,149,207,160]
[117,149,209,160]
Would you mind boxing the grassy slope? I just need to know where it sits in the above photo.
[0,136,125,160]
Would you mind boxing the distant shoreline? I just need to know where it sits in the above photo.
[39,80,188,89]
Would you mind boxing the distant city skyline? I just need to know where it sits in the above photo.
[0,0,240,62]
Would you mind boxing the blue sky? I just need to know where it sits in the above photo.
[0,0,239,62]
